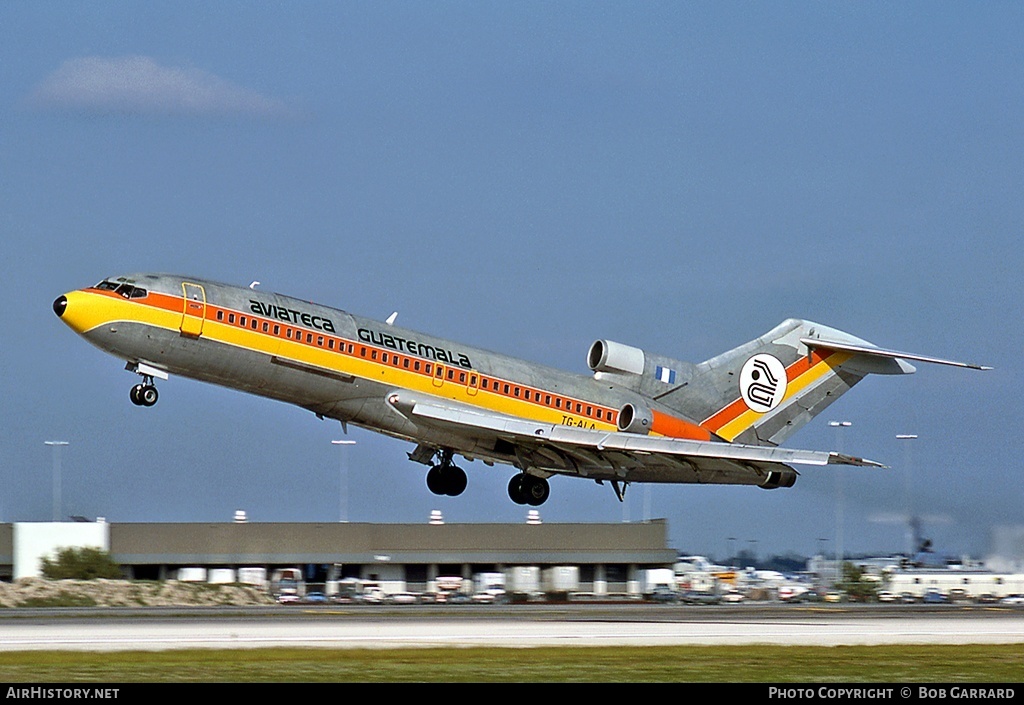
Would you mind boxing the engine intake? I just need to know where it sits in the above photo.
[617,402,652,435]
[587,340,645,376]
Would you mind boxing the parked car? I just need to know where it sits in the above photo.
[948,588,972,603]
[923,590,949,604]
[303,591,328,604]
[721,591,745,603]
[648,586,680,604]
[276,593,301,604]
[471,589,509,604]
[876,590,897,603]
[680,590,721,605]
[385,592,420,605]
[999,594,1024,605]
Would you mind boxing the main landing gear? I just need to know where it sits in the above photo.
[507,473,550,506]
[129,376,159,407]
[425,449,468,497]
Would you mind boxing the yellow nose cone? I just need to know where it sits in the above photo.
[52,289,117,335]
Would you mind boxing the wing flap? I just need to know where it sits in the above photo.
[387,392,883,486]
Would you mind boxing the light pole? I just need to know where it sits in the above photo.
[816,538,830,590]
[44,441,69,522]
[331,440,356,523]
[897,434,918,556]
[829,421,851,584]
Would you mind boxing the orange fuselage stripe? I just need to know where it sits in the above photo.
[702,349,851,442]
[78,287,719,440]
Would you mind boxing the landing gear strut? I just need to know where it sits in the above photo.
[425,449,468,497]
[129,376,159,407]
[507,473,550,506]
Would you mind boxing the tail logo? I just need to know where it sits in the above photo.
[740,354,787,413]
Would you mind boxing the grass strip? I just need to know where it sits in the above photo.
[0,644,1020,682]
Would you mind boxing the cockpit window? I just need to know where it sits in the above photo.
[112,283,148,299]
[95,280,119,291]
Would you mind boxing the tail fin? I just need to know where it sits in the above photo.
[655,319,987,447]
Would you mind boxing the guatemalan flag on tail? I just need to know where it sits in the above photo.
[655,366,676,384]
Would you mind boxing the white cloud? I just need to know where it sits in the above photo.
[27,56,296,119]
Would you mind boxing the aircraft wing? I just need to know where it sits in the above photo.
[387,392,882,488]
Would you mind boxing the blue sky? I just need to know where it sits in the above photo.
[1,2,1020,561]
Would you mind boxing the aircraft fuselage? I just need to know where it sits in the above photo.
[54,273,704,478]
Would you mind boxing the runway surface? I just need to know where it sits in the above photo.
[1,605,1022,651]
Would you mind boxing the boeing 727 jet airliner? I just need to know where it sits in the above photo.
[53,274,989,506]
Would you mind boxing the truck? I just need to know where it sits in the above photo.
[542,566,580,601]
[505,566,541,601]
[270,568,305,601]
[432,575,466,602]
[472,572,508,603]
[335,578,384,603]
[642,568,677,596]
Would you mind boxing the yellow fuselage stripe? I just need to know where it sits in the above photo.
[715,351,853,441]
[68,289,623,434]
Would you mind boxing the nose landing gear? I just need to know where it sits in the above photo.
[125,363,167,408]
[130,377,159,407]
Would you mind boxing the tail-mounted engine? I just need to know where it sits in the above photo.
[587,338,696,400]
[587,339,645,376]
[616,402,652,434]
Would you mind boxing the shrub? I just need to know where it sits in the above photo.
[40,546,122,580]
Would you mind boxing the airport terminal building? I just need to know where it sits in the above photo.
[0,519,678,595]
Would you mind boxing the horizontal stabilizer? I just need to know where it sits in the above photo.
[800,338,992,371]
